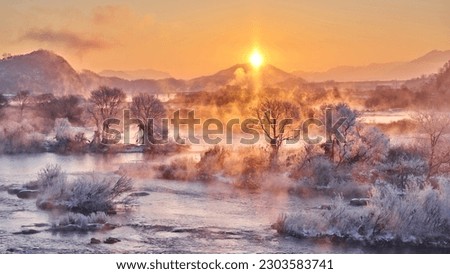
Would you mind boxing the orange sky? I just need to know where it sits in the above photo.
[0,0,449,78]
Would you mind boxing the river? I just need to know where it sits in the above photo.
[0,153,442,253]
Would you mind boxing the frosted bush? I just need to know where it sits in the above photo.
[311,157,334,186]
[33,165,133,214]
[64,174,133,213]
[339,125,389,166]
[276,182,450,247]
[368,183,449,242]
[54,118,73,141]
[51,118,89,153]
[157,146,271,189]
[0,120,45,153]
[289,155,358,196]
[233,148,270,189]
[319,104,389,167]
[34,164,66,189]
[197,146,230,181]
[287,145,322,179]
[157,157,198,181]
[375,145,427,189]
[52,212,109,231]
[35,176,68,209]
[328,179,370,199]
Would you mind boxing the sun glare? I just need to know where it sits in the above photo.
[249,49,264,69]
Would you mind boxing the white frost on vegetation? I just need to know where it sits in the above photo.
[276,181,450,246]
[33,165,133,214]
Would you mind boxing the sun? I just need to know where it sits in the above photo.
[249,49,264,69]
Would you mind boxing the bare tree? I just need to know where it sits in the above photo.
[33,93,55,104]
[411,111,450,178]
[0,94,8,118]
[130,93,166,144]
[255,98,300,161]
[13,90,31,119]
[87,86,126,143]
[38,95,84,125]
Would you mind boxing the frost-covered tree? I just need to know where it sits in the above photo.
[341,125,389,166]
[320,103,389,167]
[412,111,450,178]
[320,103,358,162]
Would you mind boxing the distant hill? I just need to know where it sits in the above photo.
[420,60,450,94]
[0,49,84,95]
[99,69,172,80]
[187,63,302,91]
[0,50,305,96]
[295,50,450,82]
[79,70,187,95]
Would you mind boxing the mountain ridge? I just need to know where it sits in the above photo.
[294,50,450,82]
[0,49,304,96]
[99,69,172,80]
[2,49,448,96]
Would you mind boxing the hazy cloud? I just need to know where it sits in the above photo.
[91,5,133,25]
[20,28,110,54]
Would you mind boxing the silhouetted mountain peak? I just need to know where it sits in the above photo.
[0,49,83,95]
[410,50,450,64]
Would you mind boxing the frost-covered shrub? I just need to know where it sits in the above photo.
[33,165,133,214]
[55,118,72,141]
[291,155,349,188]
[52,118,88,153]
[234,148,270,190]
[319,104,389,166]
[335,124,389,166]
[328,179,370,199]
[375,145,427,189]
[33,164,66,189]
[368,183,449,241]
[0,120,45,153]
[197,146,230,181]
[311,157,334,186]
[157,146,271,189]
[157,157,198,181]
[288,145,322,179]
[195,145,270,187]
[63,175,133,214]
[277,182,450,247]
[275,195,364,238]
[51,212,110,231]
